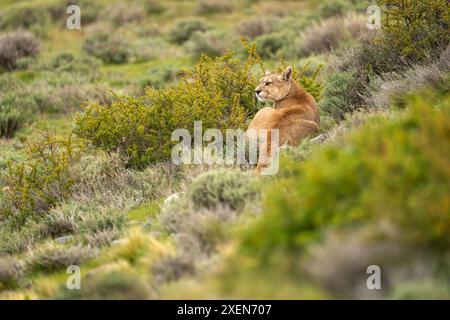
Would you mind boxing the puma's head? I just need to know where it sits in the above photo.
[255,66,293,103]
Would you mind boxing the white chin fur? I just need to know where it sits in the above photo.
[256,94,267,103]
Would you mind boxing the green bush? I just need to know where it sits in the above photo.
[319,70,358,121]
[378,0,450,61]
[240,89,450,265]
[190,169,260,210]
[75,45,261,167]
[168,19,207,44]
[0,134,82,218]
[0,30,40,71]
[83,32,131,64]
[255,30,295,59]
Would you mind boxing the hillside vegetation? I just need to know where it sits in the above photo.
[0,0,449,299]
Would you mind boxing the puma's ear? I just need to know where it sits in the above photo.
[265,70,272,76]
[282,66,293,81]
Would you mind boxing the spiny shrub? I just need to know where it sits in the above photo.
[29,244,96,273]
[0,30,40,71]
[190,169,260,210]
[75,44,261,167]
[297,13,367,57]
[240,90,450,267]
[83,32,131,64]
[0,133,82,218]
[196,0,233,15]
[168,19,207,44]
[378,0,450,61]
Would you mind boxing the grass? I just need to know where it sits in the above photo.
[100,57,191,88]
[127,202,162,222]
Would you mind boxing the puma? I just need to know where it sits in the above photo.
[247,66,320,173]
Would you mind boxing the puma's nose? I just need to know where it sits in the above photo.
[255,90,262,95]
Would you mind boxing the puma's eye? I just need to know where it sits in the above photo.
[265,82,271,86]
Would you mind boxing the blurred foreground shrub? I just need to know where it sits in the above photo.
[204,89,450,298]
[242,89,450,263]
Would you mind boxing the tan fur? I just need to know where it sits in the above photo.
[247,66,320,172]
